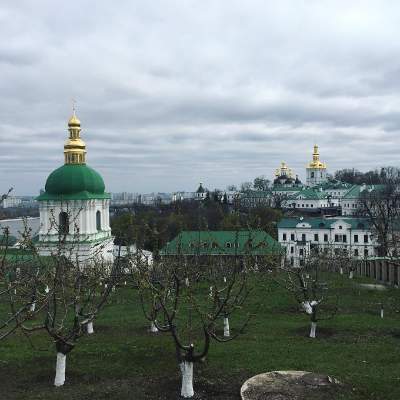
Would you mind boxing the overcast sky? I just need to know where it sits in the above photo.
[1,0,400,195]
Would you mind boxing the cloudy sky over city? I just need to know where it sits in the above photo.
[1,0,400,195]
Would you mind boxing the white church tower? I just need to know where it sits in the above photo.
[37,111,114,263]
[306,145,327,186]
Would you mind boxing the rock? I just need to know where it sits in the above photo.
[241,370,347,400]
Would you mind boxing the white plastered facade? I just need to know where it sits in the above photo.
[38,198,114,263]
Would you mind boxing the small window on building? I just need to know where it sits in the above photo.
[324,234,328,242]
[339,225,342,229]
[290,247,294,254]
[334,234,339,242]
[59,212,69,234]
[364,235,368,243]
[354,248,359,256]
[226,242,232,248]
[354,234,358,243]
[302,234,306,241]
[299,248,304,256]
[283,233,287,241]
[291,233,295,241]
[343,235,347,243]
[314,234,319,241]
[96,210,101,231]
[364,248,369,257]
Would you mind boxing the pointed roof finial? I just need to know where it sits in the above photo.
[68,99,81,127]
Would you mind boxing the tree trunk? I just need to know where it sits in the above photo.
[87,321,94,334]
[54,352,67,387]
[380,307,384,319]
[309,321,317,338]
[349,271,354,279]
[150,321,158,333]
[29,302,36,312]
[180,361,194,398]
[340,267,343,275]
[223,317,230,337]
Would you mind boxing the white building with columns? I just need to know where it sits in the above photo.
[36,112,114,263]
[278,216,377,267]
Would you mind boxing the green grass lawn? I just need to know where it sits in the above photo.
[0,272,399,399]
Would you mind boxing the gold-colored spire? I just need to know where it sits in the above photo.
[64,108,86,165]
[307,144,326,169]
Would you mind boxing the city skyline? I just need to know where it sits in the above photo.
[1,1,400,195]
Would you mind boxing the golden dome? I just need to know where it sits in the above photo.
[64,112,86,165]
[68,113,81,127]
[307,145,326,169]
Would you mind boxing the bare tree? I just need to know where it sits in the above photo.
[281,255,338,339]
[358,167,400,257]
[135,240,252,398]
[20,209,121,387]
[0,189,44,341]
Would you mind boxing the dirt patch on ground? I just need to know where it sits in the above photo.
[0,363,247,400]
[292,326,336,339]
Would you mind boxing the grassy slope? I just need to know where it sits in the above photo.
[0,273,399,400]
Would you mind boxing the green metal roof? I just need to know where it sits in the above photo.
[37,164,110,201]
[342,184,385,199]
[240,190,271,198]
[314,180,351,191]
[278,217,371,230]
[272,186,302,192]
[289,188,328,200]
[160,230,282,256]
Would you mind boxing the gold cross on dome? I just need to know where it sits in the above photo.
[72,98,77,115]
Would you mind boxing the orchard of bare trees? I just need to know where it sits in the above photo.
[1,189,400,399]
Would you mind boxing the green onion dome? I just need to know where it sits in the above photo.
[37,164,109,201]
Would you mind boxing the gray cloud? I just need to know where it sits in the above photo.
[1,0,400,194]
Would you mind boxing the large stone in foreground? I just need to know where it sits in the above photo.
[241,370,348,400]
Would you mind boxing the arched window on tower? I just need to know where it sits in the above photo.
[59,212,69,234]
[96,210,101,231]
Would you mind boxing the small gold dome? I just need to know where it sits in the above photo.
[68,113,81,127]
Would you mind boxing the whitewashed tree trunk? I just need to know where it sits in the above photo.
[180,361,194,398]
[54,352,67,387]
[29,302,36,312]
[87,321,94,334]
[309,322,317,338]
[223,317,230,337]
[380,308,384,319]
[340,267,343,275]
[349,271,354,279]
[150,321,158,333]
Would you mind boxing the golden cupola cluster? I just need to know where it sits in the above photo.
[275,161,293,178]
[307,145,326,169]
[64,112,86,164]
